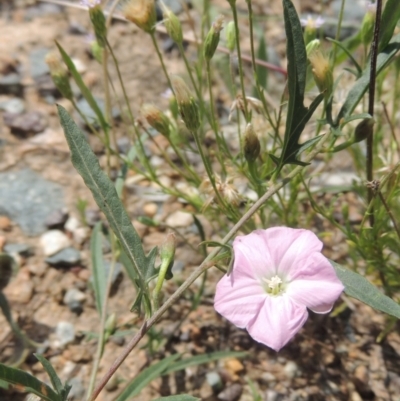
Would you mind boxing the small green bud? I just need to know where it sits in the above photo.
[123,0,156,34]
[225,21,236,53]
[360,5,376,47]
[160,1,183,44]
[203,15,224,61]
[306,39,320,57]
[354,118,374,143]
[171,76,200,131]
[89,5,107,47]
[105,313,117,336]
[90,40,104,64]
[141,103,171,138]
[45,53,73,100]
[244,123,260,163]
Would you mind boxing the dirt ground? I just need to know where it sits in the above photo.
[1,1,400,401]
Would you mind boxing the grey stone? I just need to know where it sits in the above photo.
[40,230,71,256]
[55,321,75,347]
[0,98,25,114]
[66,377,85,400]
[206,371,223,392]
[0,169,65,236]
[116,136,131,155]
[30,48,50,79]
[64,288,86,314]
[0,73,23,96]
[45,208,69,229]
[218,383,243,401]
[3,243,32,258]
[3,111,47,136]
[46,247,81,267]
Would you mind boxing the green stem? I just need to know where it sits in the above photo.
[230,3,250,121]
[150,32,173,90]
[331,0,346,66]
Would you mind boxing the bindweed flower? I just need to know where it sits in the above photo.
[214,227,344,351]
[300,15,325,44]
[80,0,101,8]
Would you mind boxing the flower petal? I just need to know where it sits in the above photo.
[214,273,265,329]
[246,295,308,351]
[286,253,344,313]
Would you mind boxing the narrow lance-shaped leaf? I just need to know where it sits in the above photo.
[335,33,400,125]
[272,0,323,171]
[57,105,152,294]
[379,0,400,51]
[0,363,61,401]
[331,261,400,319]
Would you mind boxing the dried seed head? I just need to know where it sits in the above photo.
[45,53,73,100]
[244,123,260,163]
[308,50,332,97]
[360,4,376,46]
[204,15,224,61]
[86,4,107,47]
[200,174,241,209]
[171,76,200,131]
[354,118,374,143]
[141,103,171,137]
[123,0,156,34]
[160,1,183,44]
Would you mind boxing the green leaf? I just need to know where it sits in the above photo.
[162,351,248,375]
[34,354,63,395]
[90,222,107,315]
[379,0,400,51]
[331,261,400,319]
[0,363,61,401]
[335,33,400,125]
[116,354,181,401]
[56,41,108,133]
[57,105,153,294]
[273,0,323,170]
[327,38,362,76]
[152,396,200,401]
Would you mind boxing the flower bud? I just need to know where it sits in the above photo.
[160,1,183,44]
[160,232,176,263]
[88,4,107,47]
[203,15,224,61]
[306,39,320,57]
[171,76,200,131]
[105,313,117,335]
[360,4,376,47]
[308,50,333,97]
[244,123,260,163]
[141,103,171,138]
[354,118,374,143]
[123,0,156,34]
[45,52,73,100]
[225,21,236,53]
[300,15,325,45]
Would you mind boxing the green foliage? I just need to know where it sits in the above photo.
[270,0,324,171]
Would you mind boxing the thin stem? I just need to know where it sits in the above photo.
[89,129,333,401]
[102,46,113,175]
[378,192,400,241]
[366,0,383,226]
[331,0,346,66]
[230,3,250,121]
[150,32,173,90]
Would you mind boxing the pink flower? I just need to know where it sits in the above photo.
[214,227,344,351]
[80,0,101,8]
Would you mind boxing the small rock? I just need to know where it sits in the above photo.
[68,21,88,35]
[0,215,12,231]
[283,361,299,379]
[40,230,71,256]
[217,383,243,401]
[0,97,25,114]
[29,48,50,79]
[224,358,244,376]
[4,243,32,257]
[116,136,131,154]
[66,377,85,400]
[71,58,86,74]
[4,269,33,303]
[45,208,69,229]
[28,263,47,277]
[264,390,280,401]
[0,73,23,96]
[165,210,193,227]
[46,247,81,267]
[55,321,75,347]
[64,288,86,306]
[4,111,47,137]
[68,345,92,363]
[65,216,81,232]
[85,208,101,227]
[143,202,158,217]
[34,74,58,98]
[206,371,223,392]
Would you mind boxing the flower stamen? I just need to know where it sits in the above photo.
[263,275,283,296]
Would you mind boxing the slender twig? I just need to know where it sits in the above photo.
[89,130,333,401]
[366,0,383,226]
[331,0,346,66]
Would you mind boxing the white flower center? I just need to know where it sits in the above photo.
[263,275,284,296]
